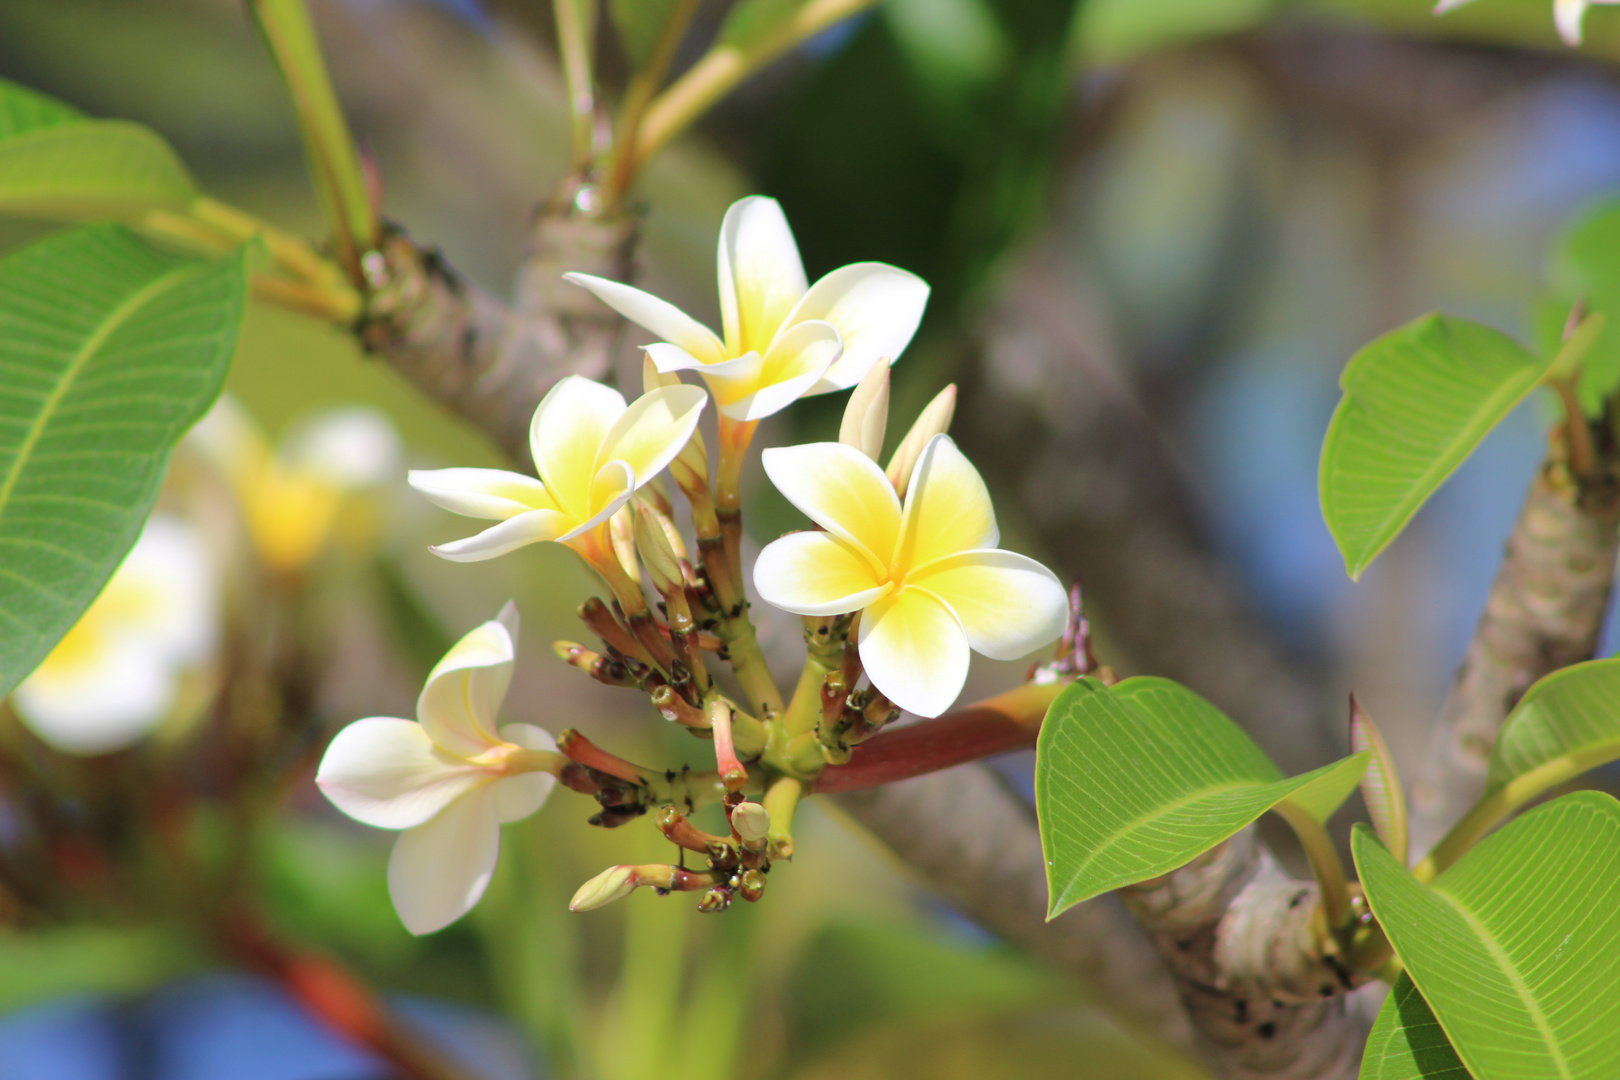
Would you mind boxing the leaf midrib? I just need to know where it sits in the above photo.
[1436,888,1572,1079]
[0,262,202,532]
[1055,777,1278,897]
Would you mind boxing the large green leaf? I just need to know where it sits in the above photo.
[1558,200,1620,413]
[1353,793,1620,1080]
[1489,657,1620,793]
[0,225,246,698]
[0,79,195,221]
[1319,314,1550,579]
[1361,974,1469,1080]
[1036,676,1367,917]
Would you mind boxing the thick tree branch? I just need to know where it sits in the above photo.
[1408,441,1620,856]
[356,192,637,465]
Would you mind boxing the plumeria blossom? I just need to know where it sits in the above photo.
[13,516,218,755]
[190,395,403,573]
[565,196,930,421]
[407,376,706,567]
[316,603,560,935]
[754,435,1068,718]
[1434,0,1616,44]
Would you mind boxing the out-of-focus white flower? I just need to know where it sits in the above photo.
[407,375,706,567]
[189,396,403,573]
[566,196,930,421]
[1434,0,1618,45]
[12,516,218,755]
[754,435,1068,718]
[315,603,561,935]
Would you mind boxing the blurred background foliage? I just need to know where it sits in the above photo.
[2,0,1620,1077]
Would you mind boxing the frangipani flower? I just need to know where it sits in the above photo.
[565,196,930,421]
[13,516,218,755]
[754,435,1068,718]
[316,603,560,935]
[190,395,403,573]
[1434,0,1616,44]
[407,375,706,567]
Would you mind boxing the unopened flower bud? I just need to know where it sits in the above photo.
[609,505,638,580]
[570,865,636,911]
[634,506,683,595]
[839,361,889,461]
[637,481,675,522]
[738,868,766,903]
[886,384,957,496]
[731,800,771,843]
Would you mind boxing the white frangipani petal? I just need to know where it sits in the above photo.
[910,550,1069,661]
[14,638,174,756]
[859,588,970,718]
[430,510,572,562]
[530,376,627,519]
[722,319,842,422]
[408,468,555,521]
[493,723,558,822]
[760,442,899,569]
[1556,0,1590,43]
[562,273,726,364]
[718,196,807,355]
[416,615,517,756]
[388,788,502,935]
[643,343,712,374]
[895,435,998,569]
[753,531,891,616]
[316,718,488,830]
[557,459,635,543]
[790,263,930,394]
[596,384,708,485]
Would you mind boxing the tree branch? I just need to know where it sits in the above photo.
[356,191,638,465]
[1407,442,1620,857]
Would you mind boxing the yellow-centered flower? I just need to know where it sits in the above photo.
[565,196,930,421]
[754,435,1068,717]
[316,603,559,935]
[408,375,706,563]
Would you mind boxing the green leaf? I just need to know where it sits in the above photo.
[1488,657,1620,794]
[610,0,687,66]
[1351,694,1408,865]
[1353,793,1620,1080]
[1560,199,1620,413]
[0,225,247,699]
[0,80,196,220]
[1319,313,1550,579]
[1070,0,1280,67]
[1036,676,1367,917]
[0,77,84,137]
[1361,974,1470,1080]
[717,0,804,49]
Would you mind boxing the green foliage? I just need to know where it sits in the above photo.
[1351,699,1408,865]
[1556,200,1620,413]
[1361,974,1469,1080]
[1353,793,1620,1080]
[718,0,804,50]
[0,78,196,220]
[1070,0,1280,67]
[610,0,687,66]
[1488,657,1620,793]
[1320,313,1550,579]
[0,926,203,1013]
[1036,677,1367,917]
[0,225,246,698]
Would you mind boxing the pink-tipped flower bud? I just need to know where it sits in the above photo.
[886,384,956,496]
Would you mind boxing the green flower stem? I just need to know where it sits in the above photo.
[607,0,702,199]
[761,775,803,859]
[248,0,375,279]
[552,0,599,172]
[1413,736,1620,883]
[782,648,838,740]
[1270,800,1354,936]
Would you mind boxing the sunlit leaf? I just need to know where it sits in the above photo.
[0,79,195,220]
[0,225,246,699]
[1036,676,1367,917]
[1360,974,1469,1080]
[1319,313,1550,579]
[1488,657,1620,794]
[1353,793,1620,1080]
[1351,695,1408,865]
[1071,0,1279,66]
